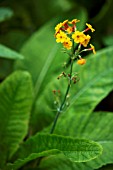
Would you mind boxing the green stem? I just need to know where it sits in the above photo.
[50,59,74,134]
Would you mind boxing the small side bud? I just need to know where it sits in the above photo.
[57,90,61,95]
[54,101,57,105]
[57,73,63,79]
[62,72,66,77]
[66,94,70,99]
[77,58,86,65]
[66,102,69,107]
[68,73,71,77]
[57,72,67,79]
[52,90,56,94]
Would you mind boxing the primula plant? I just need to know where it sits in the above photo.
[1,0,113,169]
[0,10,113,169]
[50,19,96,133]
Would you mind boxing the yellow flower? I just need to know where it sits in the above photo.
[81,35,91,47]
[56,31,67,43]
[63,38,72,50]
[69,19,80,24]
[86,23,95,32]
[62,19,68,26]
[72,31,85,43]
[77,58,86,65]
[90,44,96,54]
[55,23,63,33]
[62,19,69,30]
[67,26,73,34]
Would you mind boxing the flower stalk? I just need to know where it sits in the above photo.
[50,19,96,134]
[50,58,74,134]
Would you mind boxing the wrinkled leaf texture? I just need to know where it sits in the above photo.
[0,71,33,168]
[6,133,102,170]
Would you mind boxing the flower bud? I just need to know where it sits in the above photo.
[77,58,86,65]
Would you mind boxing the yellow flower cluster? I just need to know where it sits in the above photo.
[55,19,96,65]
[55,19,95,51]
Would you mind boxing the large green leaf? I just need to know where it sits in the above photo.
[83,141,113,170]
[55,111,113,169]
[0,71,33,168]
[6,133,102,170]
[34,46,113,134]
[77,112,113,170]
[37,112,113,170]
[34,45,113,169]
[0,7,13,23]
[0,44,24,60]
[60,46,113,115]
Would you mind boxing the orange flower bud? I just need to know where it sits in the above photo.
[77,59,86,65]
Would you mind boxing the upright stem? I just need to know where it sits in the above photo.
[50,59,74,134]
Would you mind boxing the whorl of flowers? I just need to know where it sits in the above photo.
[54,19,96,65]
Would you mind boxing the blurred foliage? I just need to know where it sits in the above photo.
[0,7,13,23]
[0,0,113,51]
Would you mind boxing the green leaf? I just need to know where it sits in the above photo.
[54,111,113,170]
[0,44,24,60]
[6,133,102,170]
[36,154,90,170]
[37,46,113,169]
[37,112,113,170]
[77,112,113,170]
[61,47,113,113]
[85,141,113,170]
[60,46,113,115]
[34,46,113,134]
[0,71,33,168]
[0,7,13,23]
